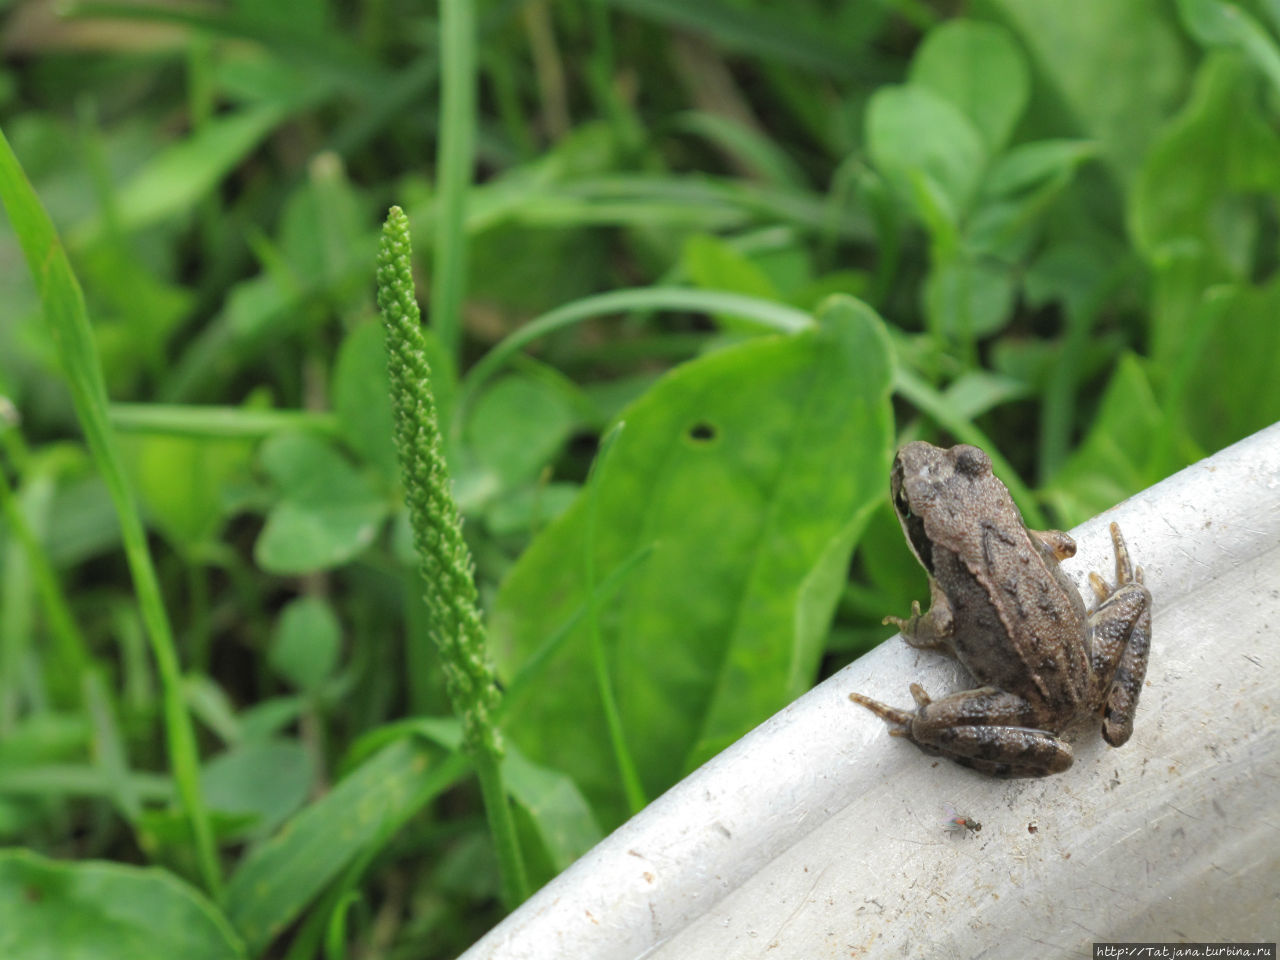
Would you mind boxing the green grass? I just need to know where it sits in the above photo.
[0,2,1278,957]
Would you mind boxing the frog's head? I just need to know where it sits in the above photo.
[890,442,994,570]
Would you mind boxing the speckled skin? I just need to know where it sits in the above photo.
[849,442,1152,777]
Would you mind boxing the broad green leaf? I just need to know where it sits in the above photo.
[120,433,254,549]
[843,502,925,623]
[225,738,460,953]
[269,596,341,694]
[72,105,286,246]
[332,321,398,483]
[484,482,580,537]
[506,745,603,884]
[254,432,388,574]
[923,255,1016,340]
[1175,278,1280,452]
[964,199,1040,262]
[0,849,244,960]
[1039,354,1179,525]
[1132,53,1280,371]
[278,154,372,305]
[1024,242,1114,319]
[44,471,120,568]
[909,20,1029,154]
[466,374,576,491]
[792,269,871,313]
[1176,0,1280,93]
[1132,53,1280,274]
[682,233,783,332]
[992,0,1187,183]
[201,739,314,842]
[941,370,1030,421]
[239,697,306,743]
[866,85,987,224]
[491,297,894,821]
[983,140,1099,200]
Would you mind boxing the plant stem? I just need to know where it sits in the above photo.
[377,206,528,908]
[433,0,476,362]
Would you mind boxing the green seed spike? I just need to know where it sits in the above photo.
[375,205,502,758]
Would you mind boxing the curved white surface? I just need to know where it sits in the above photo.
[462,422,1280,959]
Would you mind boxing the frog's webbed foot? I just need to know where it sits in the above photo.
[850,685,1074,777]
[1087,522,1153,747]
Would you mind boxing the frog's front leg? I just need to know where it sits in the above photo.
[1086,522,1153,747]
[881,579,956,656]
[850,685,1074,777]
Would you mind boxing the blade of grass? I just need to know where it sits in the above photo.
[671,111,810,188]
[605,0,861,78]
[61,1,391,97]
[460,287,813,418]
[584,423,646,813]
[0,468,92,707]
[225,739,467,953]
[0,469,36,730]
[432,0,477,362]
[521,175,874,240]
[109,403,339,440]
[587,0,645,153]
[280,744,468,960]
[84,670,142,823]
[0,124,221,897]
[0,765,172,802]
[502,542,657,708]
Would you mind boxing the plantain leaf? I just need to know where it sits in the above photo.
[490,296,895,822]
[0,849,244,960]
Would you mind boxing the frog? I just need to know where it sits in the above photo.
[849,442,1152,777]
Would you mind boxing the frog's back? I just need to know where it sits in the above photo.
[939,506,1092,721]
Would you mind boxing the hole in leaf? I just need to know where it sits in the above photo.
[688,421,717,442]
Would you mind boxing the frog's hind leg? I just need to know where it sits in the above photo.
[1087,522,1153,747]
[851,684,1074,777]
[911,686,1074,777]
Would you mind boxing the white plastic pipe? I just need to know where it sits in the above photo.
[462,422,1280,959]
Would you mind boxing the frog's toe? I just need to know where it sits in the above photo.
[848,692,915,736]
[1108,521,1137,584]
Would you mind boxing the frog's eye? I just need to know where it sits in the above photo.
[895,487,912,518]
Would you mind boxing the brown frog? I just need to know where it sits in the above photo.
[849,442,1152,777]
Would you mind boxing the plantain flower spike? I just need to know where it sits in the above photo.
[375,205,501,757]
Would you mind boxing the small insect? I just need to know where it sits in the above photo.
[941,802,982,836]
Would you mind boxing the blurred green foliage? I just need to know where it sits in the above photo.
[0,0,1277,956]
